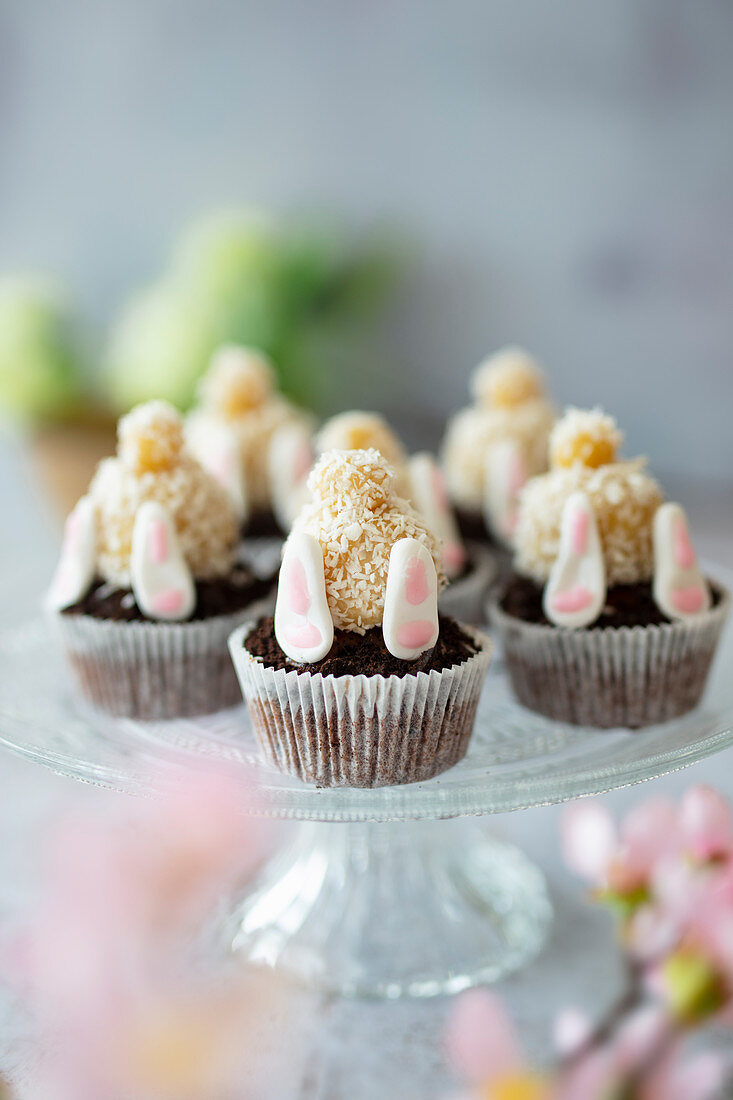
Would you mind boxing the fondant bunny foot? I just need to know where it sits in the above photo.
[543,491,606,628]
[130,502,195,621]
[188,419,248,521]
[275,532,334,663]
[653,503,710,620]
[408,453,466,579]
[269,424,314,532]
[483,438,528,544]
[46,496,97,611]
[382,538,440,660]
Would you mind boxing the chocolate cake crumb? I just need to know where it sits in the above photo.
[63,564,273,623]
[500,572,722,630]
[244,614,478,677]
[454,505,500,548]
[242,508,283,539]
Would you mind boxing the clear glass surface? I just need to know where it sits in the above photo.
[224,819,552,998]
[0,599,732,821]
[1,570,730,996]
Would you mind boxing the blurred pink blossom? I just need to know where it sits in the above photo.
[678,785,733,863]
[444,988,522,1084]
[2,764,289,1100]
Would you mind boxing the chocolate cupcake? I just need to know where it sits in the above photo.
[229,449,493,787]
[489,408,729,728]
[46,400,275,718]
[441,346,556,551]
[186,344,314,537]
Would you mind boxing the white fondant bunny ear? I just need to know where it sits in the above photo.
[187,417,249,522]
[382,539,440,660]
[130,502,195,621]
[543,492,606,629]
[45,496,97,611]
[268,424,314,532]
[483,438,528,544]
[274,532,334,663]
[408,453,466,579]
[653,503,710,620]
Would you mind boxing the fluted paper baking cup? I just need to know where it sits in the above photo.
[52,594,275,720]
[228,623,493,787]
[439,543,498,624]
[488,584,730,729]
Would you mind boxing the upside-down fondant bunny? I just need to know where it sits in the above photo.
[47,400,276,719]
[273,449,442,664]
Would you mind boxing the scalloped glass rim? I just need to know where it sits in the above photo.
[0,563,731,822]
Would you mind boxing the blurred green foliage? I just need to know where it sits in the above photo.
[0,277,83,423]
[104,208,400,414]
[0,209,402,425]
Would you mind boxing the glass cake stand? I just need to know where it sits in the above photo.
[1,592,732,999]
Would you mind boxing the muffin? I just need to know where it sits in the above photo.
[228,449,493,787]
[489,408,729,728]
[186,344,313,537]
[441,346,555,547]
[46,401,276,718]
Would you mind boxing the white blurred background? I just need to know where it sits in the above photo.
[1,0,732,485]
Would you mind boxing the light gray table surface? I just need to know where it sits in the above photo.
[0,436,731,1099]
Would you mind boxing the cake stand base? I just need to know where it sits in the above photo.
[229,818,552,999]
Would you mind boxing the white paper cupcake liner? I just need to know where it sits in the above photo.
[228,623,493,787]
[438,542,498,624]
[488,584,730,729]
[52,594,274,720]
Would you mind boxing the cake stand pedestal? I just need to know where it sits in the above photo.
[1,596,732,998]
[228,819,550,998]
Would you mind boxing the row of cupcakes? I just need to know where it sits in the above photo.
[45,342,729,789]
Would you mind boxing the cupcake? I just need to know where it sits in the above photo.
[46,401,276,718]
[318,412,496,623]
[228,449,493,787]
[186,344,313,537]
[489,408,729,729]
[441,346,555,547]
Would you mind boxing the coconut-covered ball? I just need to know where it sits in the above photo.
[471,346,545,409]
[290,449,445,633]
[197,344,275,416]
[442,348,555,510]
[514,408,664,586]
[187,344,310,510]
[315,411,410,497]
[89,400,238,586]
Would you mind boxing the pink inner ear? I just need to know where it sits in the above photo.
[212,451,234,482]
[431,467,449,512]
[508,452,527,496]
[405,557,429,605]
[443,542,466,571]
[503,511,519,537]
[285,622,322,648]
[674,518,696,570]
[552,585,594,614]
[152,588,185,614]
[397,620,435,649]
[569,510,588,556]
[288,559,311,615]
[149,520,168,564]
[671,585,705,614]
[294,444,312,481]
